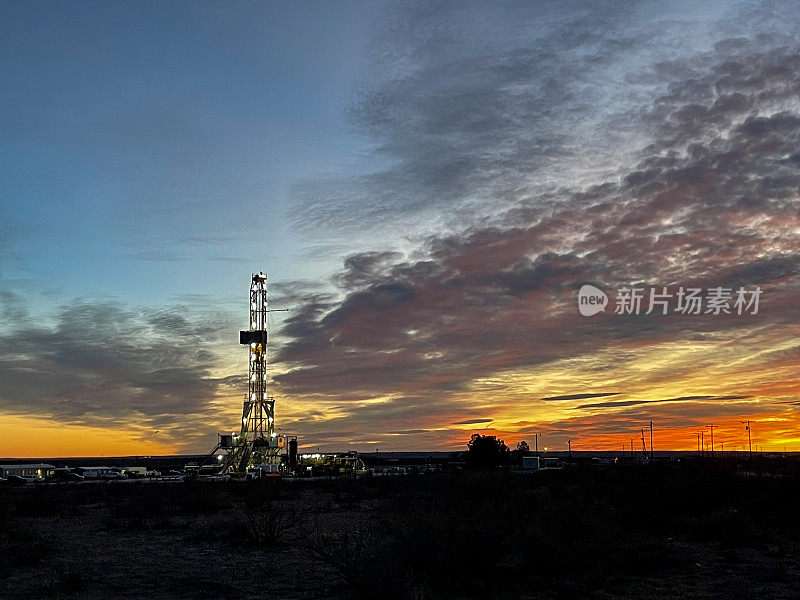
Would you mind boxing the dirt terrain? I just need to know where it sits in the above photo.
[1,462,798,599]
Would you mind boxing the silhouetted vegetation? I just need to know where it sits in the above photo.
[0,458,798,598]
[510,440,531,465]
[465,433,510,467]
[307,459,800,599]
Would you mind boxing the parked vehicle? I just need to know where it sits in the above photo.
[6,474,35,485]
[79,467,124,480]
[122,467,147,478]
[52,468,84,482]
[246,464,280,479]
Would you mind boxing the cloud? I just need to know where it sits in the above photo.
[543,392,622,401]
[389,429,432,435]
[3,1,799,452]
[291,0,737,233]
[0,294,239,447]
[576,395,752,410]
[272,2,800,449]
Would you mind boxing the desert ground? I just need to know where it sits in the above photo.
[1,460,799,599]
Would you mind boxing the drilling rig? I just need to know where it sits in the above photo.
[193,272,364,479]
[212,272,288,475]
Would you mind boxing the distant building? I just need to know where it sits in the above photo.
[522,456,541,470]
[0,464,55,481]
[522,456,561,470]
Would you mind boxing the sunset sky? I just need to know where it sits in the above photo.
[1,0,798,457]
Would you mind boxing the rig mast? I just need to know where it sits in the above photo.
[217,272,284,474]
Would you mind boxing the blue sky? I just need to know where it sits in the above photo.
[1,1,799,455]
[1,1,387,311]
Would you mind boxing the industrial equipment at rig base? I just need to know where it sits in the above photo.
[203,272,366,479]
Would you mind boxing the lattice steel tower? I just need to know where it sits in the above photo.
[240,272,276,459]
[248,274,271,437]
[215,272,284,473]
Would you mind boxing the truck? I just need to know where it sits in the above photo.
[122,466,147,478]
[246,463,281,479]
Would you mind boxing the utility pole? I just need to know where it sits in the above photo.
[741,420,752,460]
[535,433,539,456]
[700,431,704,458]
[640,428,647,462]
[649,421,654,462]
[706,424,717,458]
[568,437,571,460]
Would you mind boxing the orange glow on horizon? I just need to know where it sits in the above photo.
[0,414,177,458]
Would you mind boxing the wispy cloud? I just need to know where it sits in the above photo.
[2,1,799,452]
[453,418,492,425]
[543,393,622,401]
[0,291,240,449]
[576,395,752,410]
[272,1,800,449]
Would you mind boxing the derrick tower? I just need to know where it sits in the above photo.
[238,272,278,466]
[217,272,284,473]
